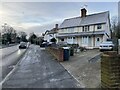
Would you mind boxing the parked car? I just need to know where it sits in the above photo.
[19,42,27,49]
[40,42,48,47]
[99,41,114,51]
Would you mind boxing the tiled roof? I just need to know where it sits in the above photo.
[59,11,109,29]
[48,28,58,34]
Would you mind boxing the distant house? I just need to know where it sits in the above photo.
[44,24,58,42]
[57,8,111,48]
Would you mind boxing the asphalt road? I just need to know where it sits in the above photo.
[0,45,19,58]
[0,45,26,83]
[0,44,19,49]
[2,45,81,88]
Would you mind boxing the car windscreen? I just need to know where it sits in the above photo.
[102,42,113,44]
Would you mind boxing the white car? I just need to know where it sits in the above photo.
[99,41,114,51]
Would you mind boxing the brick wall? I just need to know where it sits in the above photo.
[101,51,120,88]
[46,47,64,62]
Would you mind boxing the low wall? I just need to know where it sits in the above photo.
[46,47,64,62]
[101,51,120,88]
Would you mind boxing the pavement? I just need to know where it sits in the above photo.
[60,49,102,88]
[2,45,81,88]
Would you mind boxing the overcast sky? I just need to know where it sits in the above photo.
[0,2,119,36]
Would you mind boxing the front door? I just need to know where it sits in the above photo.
[95,37,101,47]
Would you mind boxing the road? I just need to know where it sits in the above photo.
[0,45,19,58]
[0,44,19,49]
[0,45,26,83]
[2,45,81,88]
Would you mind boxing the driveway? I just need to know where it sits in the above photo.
[2,45,81,88]
[61,49,102,88]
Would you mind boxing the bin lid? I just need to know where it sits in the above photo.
[62,47,70,49]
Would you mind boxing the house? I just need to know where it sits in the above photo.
[44,24,58,42]
[57,8,111,48]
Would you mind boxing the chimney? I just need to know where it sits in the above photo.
[55,24,58,29]
[81,8,87,17]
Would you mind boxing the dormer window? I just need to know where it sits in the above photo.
[97,24,102,29]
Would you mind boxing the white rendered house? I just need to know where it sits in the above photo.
[57,8,111,48]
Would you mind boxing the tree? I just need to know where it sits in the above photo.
[116,23,120,39]
[1,23,17,44]
[16,36,21,43]
[111,16,120,52]
[18,31,27,42]
[111,16,118,38]
[28,33,37,44]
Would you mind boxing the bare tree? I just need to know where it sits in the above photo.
[111,16,119,52]
[2,23,16,34]
[17,31,27,42]
[111,16,118,38]
[1,23,17,44]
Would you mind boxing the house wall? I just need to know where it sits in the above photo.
[89,25,94,31]
[94,24,105,31]
[58,35,104,48]
[106,13,111,38]
[94,35,103,48]
[58,15,110,48]
[58,23,106,34]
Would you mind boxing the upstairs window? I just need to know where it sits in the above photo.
[82,27,84,32]
[68,28,74,33]
[97,24,102,29]
[82,26,89,32]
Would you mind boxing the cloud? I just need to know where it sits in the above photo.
[1,0,120,2]
[1,2,118,36]
[25,20,61,36]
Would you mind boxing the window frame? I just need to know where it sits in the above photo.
[82,26,89,32]
[97,24,102,29]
